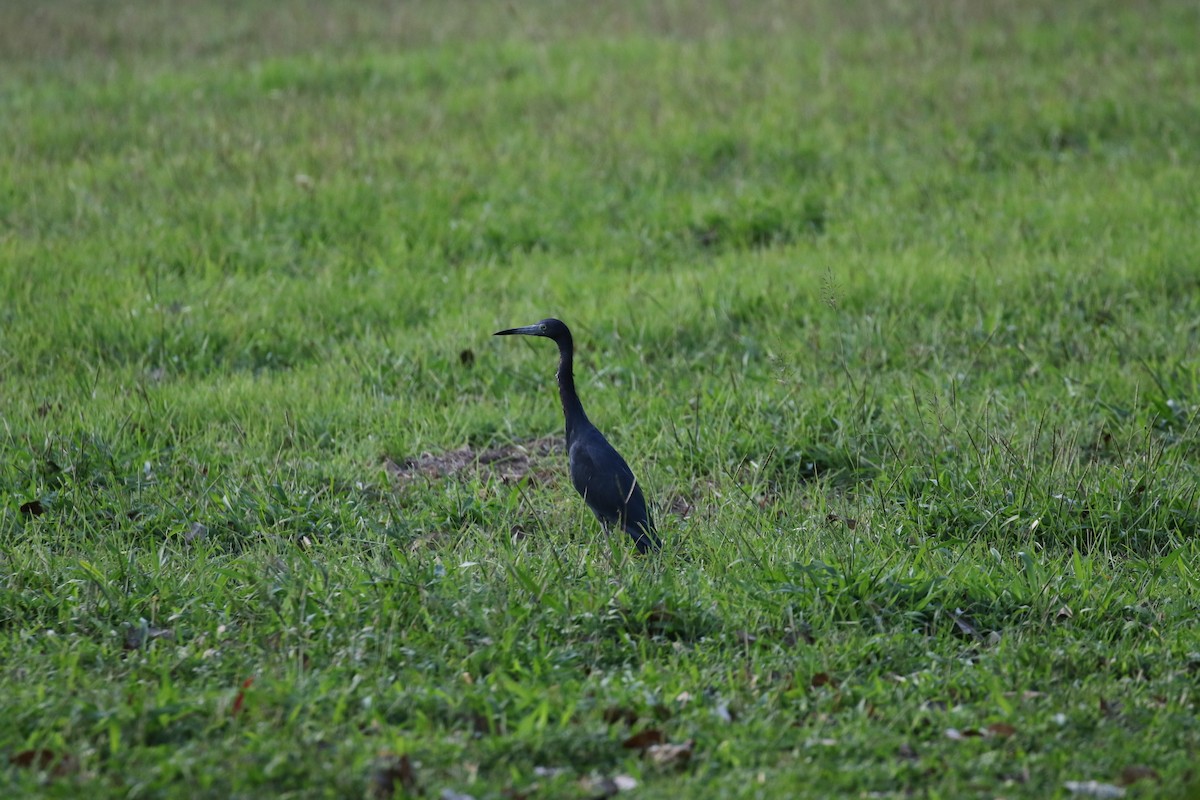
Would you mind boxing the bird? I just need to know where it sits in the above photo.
[494,318,661,554]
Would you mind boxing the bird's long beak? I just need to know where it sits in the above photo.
[494,325,542,336]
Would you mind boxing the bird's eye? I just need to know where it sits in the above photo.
[539,324,547,332]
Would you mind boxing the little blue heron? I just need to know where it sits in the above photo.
[495,318,661,554]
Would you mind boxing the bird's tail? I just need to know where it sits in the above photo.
[625,522,661,554]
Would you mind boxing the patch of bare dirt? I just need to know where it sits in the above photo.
[385,435,562,485]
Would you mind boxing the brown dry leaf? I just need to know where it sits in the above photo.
[986,722,1017,738]
[810,672,840,689]
[370,753,419,799]
[645,739,695,769]
[621,728,665,750]
[9,749,78,777]
[231,677,254,717]
[1116,765,1161,786]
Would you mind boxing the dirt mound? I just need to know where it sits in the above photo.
[385,435,563,484]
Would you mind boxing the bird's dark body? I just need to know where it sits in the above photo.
[567,423,657,553]
[495,318,660,553]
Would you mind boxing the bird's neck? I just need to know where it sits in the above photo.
[556,338,589,440]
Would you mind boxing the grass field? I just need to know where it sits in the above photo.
[3,1,1200,797]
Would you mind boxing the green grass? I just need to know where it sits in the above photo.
[3,0,1200,797]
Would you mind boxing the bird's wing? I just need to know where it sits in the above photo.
[568,429,637,524]
[569,429,658,553]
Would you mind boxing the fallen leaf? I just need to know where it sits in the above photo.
[612,776,637,791]
[370,753,418,799]
[1116,765,1160,786]
[9,749,78,777]
[621,728,665,750]
[645,739,695,768]
[810,672,840,689]
[231,677,254,717]
[986,722,1017,738]
[1056,605,1074,621]
[1064,780,1125,798]
[19,500,46,516]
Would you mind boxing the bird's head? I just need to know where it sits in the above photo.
[494,318,571,341]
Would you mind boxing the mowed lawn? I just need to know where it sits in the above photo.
[2,1,1199,797]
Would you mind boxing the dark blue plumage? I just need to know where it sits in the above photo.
[495,318,660,554]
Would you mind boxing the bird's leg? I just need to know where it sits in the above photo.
[600,521,615,562]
